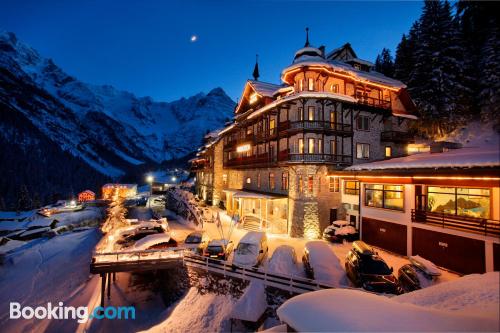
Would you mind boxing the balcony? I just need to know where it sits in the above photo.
[225,153,277,168]
[411,209,500,237]
[356,96,391,110]
[381,130,415,143]
[280,121,353,136]
[279,150,352,165]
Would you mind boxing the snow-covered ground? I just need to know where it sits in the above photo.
[0,229,101,333]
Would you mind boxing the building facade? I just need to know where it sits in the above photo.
[193,34,416,238]
[331,144,500,274]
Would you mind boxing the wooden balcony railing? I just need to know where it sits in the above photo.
[411,209,500,237]
[279,150,352,164]
[381,130,414,143]
[356,96,391,109]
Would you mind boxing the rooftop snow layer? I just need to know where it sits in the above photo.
[249,80,282,97]
[277,286,499,332]
[230,281,267,322]
[346,146,500,171]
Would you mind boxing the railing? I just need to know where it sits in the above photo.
[284,152,353,164]
[183,253,337,294]
[411,209,500,237]
[225,153,277,167]
[356,96,391,109]
[288,121,353,133]
[381,130,414,143]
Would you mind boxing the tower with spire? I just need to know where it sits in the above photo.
[252,54,260,81]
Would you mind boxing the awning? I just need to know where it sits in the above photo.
[224,189,287,200]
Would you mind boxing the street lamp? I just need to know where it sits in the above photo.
[171,176,177,183]
[146,175,154,208]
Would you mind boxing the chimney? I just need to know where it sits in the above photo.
[319,45,326,58]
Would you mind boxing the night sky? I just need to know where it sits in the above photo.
[1,0,423,102]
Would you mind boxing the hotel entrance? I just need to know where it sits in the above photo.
[224,189,289,234]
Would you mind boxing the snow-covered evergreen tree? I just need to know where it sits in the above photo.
[478,22,500,122]
[374,48,395,77]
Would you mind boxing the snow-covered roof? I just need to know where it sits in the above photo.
[224,189,287,199]
[132,233,171,250]
[102,183,137,189]
[349,57,375,67]
[230,281,267,322]
[277,284,499,332]
[0,210,36,221]
[282,60,406,89]
[346,146,500,171]
[248,80,282,98]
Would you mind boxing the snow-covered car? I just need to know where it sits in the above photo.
[398,255,441,292]
[184,231,210,254]
[322,220,359,243]
[233,231,268,267]
[268,245,300,276]
[131,233,177,251]
[203,239,234,261]
[302,241,348,287]
[42,225,71,238]
[345,241,402,294]
[116,225,165,248]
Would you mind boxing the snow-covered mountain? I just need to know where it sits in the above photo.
[0,31,235,177]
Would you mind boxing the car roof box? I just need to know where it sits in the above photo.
[352,241,374,255]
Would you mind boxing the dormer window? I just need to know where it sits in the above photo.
[353,64,361,70]
[249,93,258,104]
[308,78,314,91]
[299,80,304,91]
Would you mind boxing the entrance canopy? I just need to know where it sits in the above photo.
[224,189,287,200]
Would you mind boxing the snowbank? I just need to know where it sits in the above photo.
[305,241,348,287]
[267,245,300,276]
[395,272,500,317]
[277,288,499,332]
[231,281,267,322]
[143,288,236,333]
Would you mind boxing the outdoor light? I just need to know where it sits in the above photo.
[146,175,154,183]
[70,200,76,206]
[237,144,251,153]
[172,176,177,182]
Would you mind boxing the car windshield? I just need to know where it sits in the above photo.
[236,243,257,255]
[207,246,224,254]
[362,258,392,275]
[185,235,201,243]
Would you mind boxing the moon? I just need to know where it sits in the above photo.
[190,35,198,42]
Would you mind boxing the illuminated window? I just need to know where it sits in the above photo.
[385,146,392,158]
[299,79,304,91]
[329,177,340,192]
[269,119,276,135]
[365,184,404,211]
[257,173,261,188]
[308,78,314,91]
[281,172,289,190]
[269,173,275,190]
[356,143,370,159]
[318,139,322,154]
[307,176,314,193]
[308,138,315,154]
[331,84,339,93]
[298,139,304,154]
[249,93,258,104]
[330,110,336,123]
[222,174,227,186]
[330,140,337,155]
[298,107,303,121]
[344,181,360,195]
[427,187,490,219]
[308,106,315,121]
[246,177,251,184]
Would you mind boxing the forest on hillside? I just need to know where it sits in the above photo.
[374,0,500,137]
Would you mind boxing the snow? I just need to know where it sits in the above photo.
[346,146,500,171]
[131,233,171,250]
[238,231,266,245]
[438,121,500,148]
[143,287,236,333]
[304,241,348,287]
[395,272,500,316]
[277,286,499,332]
[230,281,268,322]
[0,210,36,221]
[409,255,441,276]
[267,245,300,276]
[335,225,357,236]
[249,80,282,97]
[0,238,27,255]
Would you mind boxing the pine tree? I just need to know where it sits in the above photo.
[17,185,32,211]
[478,22,500,122]
[375,48,395,77]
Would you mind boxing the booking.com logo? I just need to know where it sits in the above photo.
[10,302,135,323]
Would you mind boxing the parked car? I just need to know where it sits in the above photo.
[132,233,177,252]
[233,231,268,267]
[398,255,441,292]
[345,241,402,294]
[203,239,234,261]
[268,245,300,276]
[302,241,348,287]
[322,220,359,243]
[184,231,210,254]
